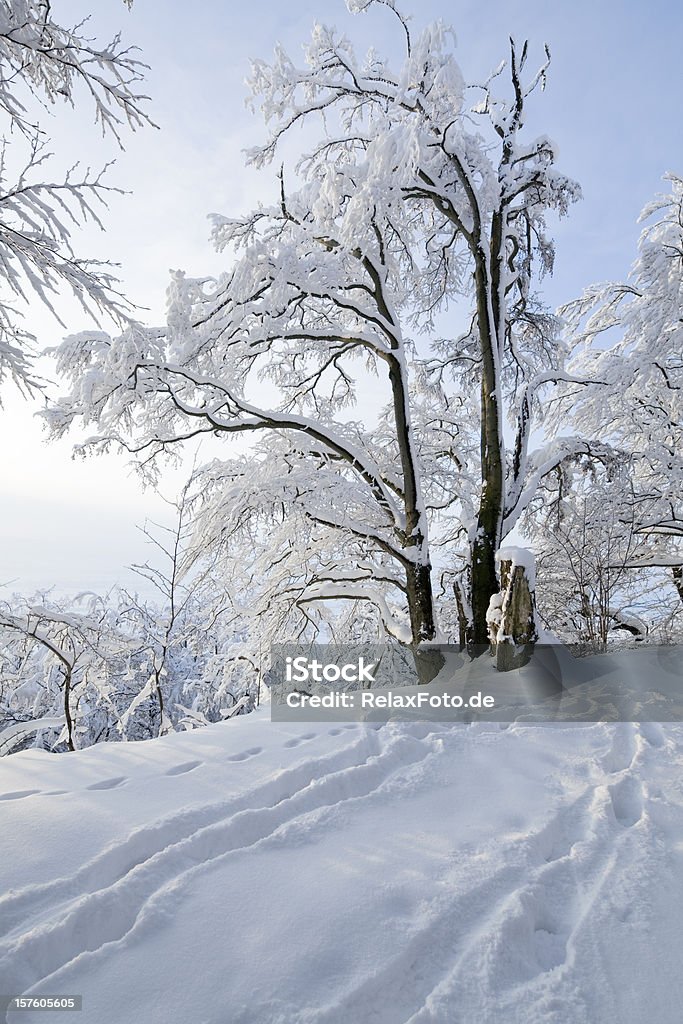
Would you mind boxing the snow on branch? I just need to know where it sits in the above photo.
[0,2,153,395]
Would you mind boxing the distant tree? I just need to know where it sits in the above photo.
[116,477,241,735]
[0,0,151,399]
[0,592,128,751]
[556,174,683,600]
[0,578,258,755]
[526,462,659,648]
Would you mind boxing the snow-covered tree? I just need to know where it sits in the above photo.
[0,0,151,398]
[47,166,467,677]
[0,580,258,755]
[0,592,131,751]
[46,1,603,657]
[239,3,588,646]
[526,461,661,648]
[556,174,683,598]
[115,477,253,735]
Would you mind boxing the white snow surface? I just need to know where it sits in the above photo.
[1,710,683,1023]
[496,545,537,588]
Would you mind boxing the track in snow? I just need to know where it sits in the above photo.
[0,725,440,996]
[306,722,664,1024]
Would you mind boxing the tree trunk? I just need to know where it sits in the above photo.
[469,242,505,647]
[386,339,442,678]
[453,581,468,650]
[471,530,499,647]
[412,646,446,684]
[406,561,438,643]
[63,665,75,752]
[407,560,445,683]
[673,565,683,606]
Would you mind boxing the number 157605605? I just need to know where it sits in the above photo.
[1,996,82,1012]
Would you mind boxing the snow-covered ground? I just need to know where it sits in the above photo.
[1,710,683,1023]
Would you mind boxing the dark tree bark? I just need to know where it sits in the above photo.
[406,561,444,682]
[673,565,683,606]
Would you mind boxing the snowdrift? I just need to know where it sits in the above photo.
[2,708,683,1023]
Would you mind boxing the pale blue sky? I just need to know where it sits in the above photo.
[1,0,681,595]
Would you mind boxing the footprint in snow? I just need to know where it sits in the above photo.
[0,789,40,801]
[227,746,263,762]
[86,776,127,791]
[283,732,317,748]
[601,723,637,774]
[608,774,643,828]
[165,760,202,776]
